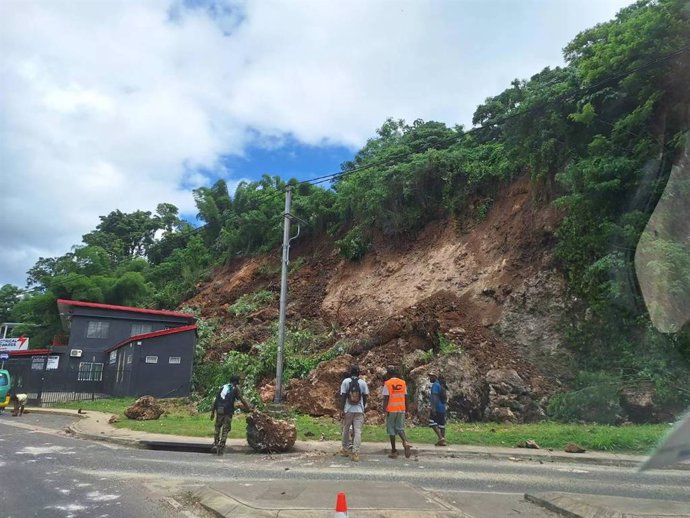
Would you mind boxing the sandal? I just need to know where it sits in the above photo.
[404,443,412,458]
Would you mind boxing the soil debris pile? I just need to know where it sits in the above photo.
[124,396,164,421]
[246,410,297,453]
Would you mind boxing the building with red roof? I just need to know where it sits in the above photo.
[5,300,197,402]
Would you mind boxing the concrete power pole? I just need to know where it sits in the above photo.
[274,186,292,404]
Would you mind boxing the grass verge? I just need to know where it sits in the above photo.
[55,398,669,453]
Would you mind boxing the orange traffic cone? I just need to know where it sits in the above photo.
[334,491,348,517]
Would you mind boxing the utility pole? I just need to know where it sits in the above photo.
[274,186,292,404]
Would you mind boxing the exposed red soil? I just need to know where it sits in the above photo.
[186,174,561,411]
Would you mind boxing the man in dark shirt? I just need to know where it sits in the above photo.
[210,375,252,455]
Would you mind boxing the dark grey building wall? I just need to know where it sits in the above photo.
[103,330,195,398]
[66,307,193,353]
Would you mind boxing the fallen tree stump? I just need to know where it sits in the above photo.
[246,410,296,453]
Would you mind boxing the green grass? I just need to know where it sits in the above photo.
[55,398,670,453]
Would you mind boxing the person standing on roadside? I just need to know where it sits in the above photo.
[210,375,253,455]
[339,364,369,462]
[382,367,413,459]
[428,372,447,446]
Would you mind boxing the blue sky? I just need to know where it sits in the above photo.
[220,140,354,188]
[0,0,633,286]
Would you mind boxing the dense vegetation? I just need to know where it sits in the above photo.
[3,0,689,419]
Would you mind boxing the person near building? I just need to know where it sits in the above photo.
[428,371,448,446]
[9,388,27,417]
[210,375,252,455]
[382,367,413,459]
[339,364,369,462]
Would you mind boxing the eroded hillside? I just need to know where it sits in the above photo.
[187,175,572,422]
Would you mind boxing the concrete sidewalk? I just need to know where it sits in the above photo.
[25,407,690,518]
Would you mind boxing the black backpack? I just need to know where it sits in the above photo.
[346,377,362,405]
[215,383,236,415]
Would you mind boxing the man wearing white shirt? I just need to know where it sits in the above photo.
[339,365,369,462]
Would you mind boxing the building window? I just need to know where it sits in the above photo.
[168,356,181,364]
[145,355,158,364]
[130,323,153,336]
[77,362,103,381]
[86,321,110,339]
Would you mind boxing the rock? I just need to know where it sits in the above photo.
[486,406,517,423]
[516,439,540,449]
[124,396,164,421]
[285,355,354,417]
[259,383,276,404]
[108,414,119,424]
[412,353,489,421]
[564,443,586,453]
[520,400,547,423]
[619,384,658,423]
[486,369,529,396]
[492,270,574,380]
[246,410,297,453]
[402,349,428,372]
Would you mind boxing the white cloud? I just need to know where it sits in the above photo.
[0,0,632,286]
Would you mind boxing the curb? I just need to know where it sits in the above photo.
[525,493,582,518]
[524,492,690,518]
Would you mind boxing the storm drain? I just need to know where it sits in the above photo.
[141,441,213,453]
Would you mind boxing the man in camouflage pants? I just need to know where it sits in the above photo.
[210,375,252,455]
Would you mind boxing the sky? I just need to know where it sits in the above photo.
[0,0,634,287]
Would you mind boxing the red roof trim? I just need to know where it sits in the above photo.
[57,299,195,320]
[8,349,52,357]
[105,324,197,353]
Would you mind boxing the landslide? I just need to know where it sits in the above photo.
[187,174,566,422]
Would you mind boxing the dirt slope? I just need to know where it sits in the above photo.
[188,175,568,422]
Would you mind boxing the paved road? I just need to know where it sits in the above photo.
[0,413,213,517]
[1,412,688,517]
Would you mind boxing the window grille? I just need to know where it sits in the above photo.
[77,362,104,381]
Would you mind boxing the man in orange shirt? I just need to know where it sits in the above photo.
[381,367,412,458]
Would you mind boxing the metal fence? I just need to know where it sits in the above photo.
[4,355,109,407]
[28,391,110,407]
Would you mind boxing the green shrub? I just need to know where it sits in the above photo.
[336,226,370,261]
[475,196,494,222]
[547,371,622,424]
[289,257,306,274]
[439,334,458,355]
[228,290,274,316]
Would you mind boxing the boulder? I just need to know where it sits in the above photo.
[486,369,530,396]
[124,396,164,421]
[285,354,354,416]
[486,406,517,423]
[516,439,540,449]
[411,353,489,421]
[619,384,658,423]
[246,410,297,453]
[564,442,586,453]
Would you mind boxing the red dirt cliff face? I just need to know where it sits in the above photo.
[186,175,567,422]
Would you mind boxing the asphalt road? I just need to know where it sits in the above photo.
[1,412,688,517]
